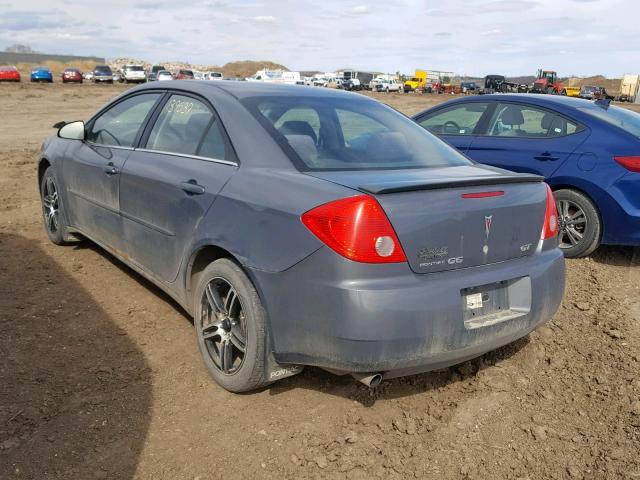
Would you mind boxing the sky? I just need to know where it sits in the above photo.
[0,0,638,77]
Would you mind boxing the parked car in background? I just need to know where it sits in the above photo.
[61,68,83,84]
[374,79,402,92]
[618,74,639,103]
[461,81,477,93]
[579,86,613,100]
[31,66,53,83]
[193,71,205,80]
[120,65,147,83]
[561,86,581,97]
[148,65,166,81]
[204,71,224,81]
[341,78,361,91]
[93,66,113,83]
[175,69,194,80]
[0,66,21,82]
[414,94,640,257]
[83,71,94,81]
[156,70,173,81]
[40,81,564,392]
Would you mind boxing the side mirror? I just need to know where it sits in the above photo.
[58,121,85,140]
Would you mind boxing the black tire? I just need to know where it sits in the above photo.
[554,189,601,258]
[193,258,267,392]
[40,166,69,245]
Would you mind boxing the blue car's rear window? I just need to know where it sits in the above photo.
[578,104,640,139]
[242,95,472,171]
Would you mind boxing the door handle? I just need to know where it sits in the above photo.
[180,180,206,195]
[534,152,560,162]
[104,162,119,175]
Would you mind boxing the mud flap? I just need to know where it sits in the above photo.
[265,349,303,382]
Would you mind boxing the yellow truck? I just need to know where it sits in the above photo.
[561,86,581,97]
[403,70,427,92]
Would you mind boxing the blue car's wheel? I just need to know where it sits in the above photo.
[555,189,601,258]
[194,259,267,392]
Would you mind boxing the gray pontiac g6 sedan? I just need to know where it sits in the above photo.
[38,81,565,392]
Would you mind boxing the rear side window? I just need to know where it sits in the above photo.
[243,95,472,171]
[87,93,160,147]
[577,104,640,139]
[417,103,489,135]
[145,94,233,160]
[487,103,581,138]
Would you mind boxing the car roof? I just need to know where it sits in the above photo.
[134,79,372,101]
[424,93,599,111]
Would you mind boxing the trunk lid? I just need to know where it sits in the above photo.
[307,165,547,274]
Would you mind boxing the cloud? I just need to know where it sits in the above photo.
[350,5,370,15]
[434,32,452,37]
[251,15,276,23]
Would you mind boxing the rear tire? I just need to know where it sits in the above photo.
[554,189,601,258]
[193,259,268,392]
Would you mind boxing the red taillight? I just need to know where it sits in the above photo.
[541,184,559,240]
[614,156,640,173]
[301,195,407,263]
[461,191,504,199]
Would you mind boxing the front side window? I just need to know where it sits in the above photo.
[145,94,233,160]
[87,93,160,147]
[417,103,489,135]
[487,103,580,138]
[243,95,472,171]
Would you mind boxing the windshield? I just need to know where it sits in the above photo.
[95,66,111,73]
[127,66,144,71]
[578,104,640,139]
[242,95,472,171]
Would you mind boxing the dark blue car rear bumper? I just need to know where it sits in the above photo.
[252,247,565,375]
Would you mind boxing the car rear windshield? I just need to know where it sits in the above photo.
[242,95,472,171]
[96,66,111,73]
[578,104,640,139]
[127,66,144,71]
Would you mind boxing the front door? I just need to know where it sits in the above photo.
[119,93,238,283]
[466,102,590,178]
[62,93,162,250]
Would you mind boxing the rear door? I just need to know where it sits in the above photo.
[119,93,238,282]
[466,101,590,178]
[414,101,491,153]
[62,92,162,250]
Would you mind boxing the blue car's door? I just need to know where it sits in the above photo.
[118,93,238,283]
[62,92,162,251]
[414,101,492,153]
[466,101,590,177]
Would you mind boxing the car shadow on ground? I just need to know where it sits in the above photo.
[267,336,530,407]
[0,233,152,479]
[590,245,640,267]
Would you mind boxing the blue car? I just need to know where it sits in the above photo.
[30,66,53,83]
[414,94,640,257]
[38,82,564,392]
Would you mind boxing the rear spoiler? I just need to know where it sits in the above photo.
[359,173,544,195]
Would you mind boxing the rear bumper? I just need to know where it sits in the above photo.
[252,247,565,375]
[602,172,640,245]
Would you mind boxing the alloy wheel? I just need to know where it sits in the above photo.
[200,278,247,375]
[557,199,587,249]
[42,177,59,234]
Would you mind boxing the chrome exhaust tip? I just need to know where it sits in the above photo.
[351,372,383,388]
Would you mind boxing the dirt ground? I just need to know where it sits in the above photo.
[1,82,639,480]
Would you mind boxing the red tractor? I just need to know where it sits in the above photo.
[530,69,563,94]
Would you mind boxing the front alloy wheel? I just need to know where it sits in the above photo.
[42,176,59,235]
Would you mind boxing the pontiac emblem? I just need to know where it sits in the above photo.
[484,215,493,239]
